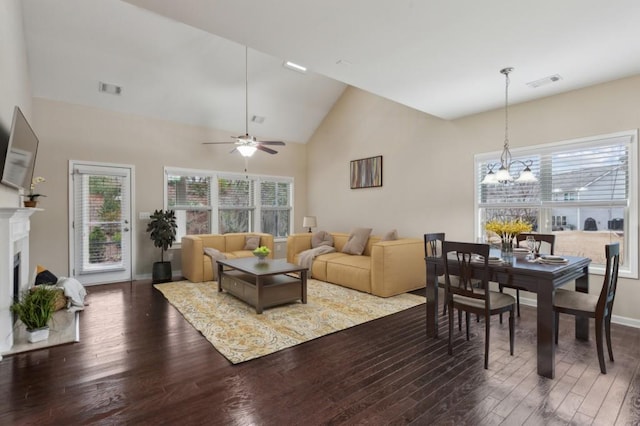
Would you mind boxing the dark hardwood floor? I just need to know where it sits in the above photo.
[2,280,640,425]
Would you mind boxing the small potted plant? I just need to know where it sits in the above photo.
[22,176,46,208]
[146,209,177,283]
[11,286,58,343]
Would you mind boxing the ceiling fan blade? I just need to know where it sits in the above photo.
[256,145,278,155]
[258,141,285,146]
[230,147,238,154]
[203,141,236,145]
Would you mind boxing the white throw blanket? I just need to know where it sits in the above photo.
[56,277,87,313]
[297,245,336,277]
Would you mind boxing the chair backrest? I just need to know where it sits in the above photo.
[424,233,445,259]
[516,232,555,255]
[598,243,620,320]
[442,241,490,308]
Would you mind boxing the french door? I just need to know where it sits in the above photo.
[69,161,134,285]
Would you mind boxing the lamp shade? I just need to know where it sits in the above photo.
[302,216,317,229]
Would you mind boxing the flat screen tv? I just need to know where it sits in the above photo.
[0,106,39,191]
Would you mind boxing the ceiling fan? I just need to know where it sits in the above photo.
[203,46,285,157]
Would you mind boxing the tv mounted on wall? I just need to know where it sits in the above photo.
[0,106,39,191]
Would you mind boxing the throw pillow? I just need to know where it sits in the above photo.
[382,229,398,241]
[311,230,334,248]
[342,227,372,255]
[243,235,260,250]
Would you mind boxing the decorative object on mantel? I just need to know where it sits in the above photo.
[302,215,317,233]
[22,176,46,208]
[10,285,58,343]
[485,218,532,260]
[481,68,538,185]
[350,155,383,189]
[146,209,177,283]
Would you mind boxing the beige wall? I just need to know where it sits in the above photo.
[307,78,640,323]
[30,98,307,279]
[0,0,32,206]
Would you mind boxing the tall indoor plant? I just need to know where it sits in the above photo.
[11,286,59,343]
[146,209,177,283]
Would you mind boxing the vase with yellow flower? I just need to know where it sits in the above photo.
[485,218,532,260]
[22,176,46,208]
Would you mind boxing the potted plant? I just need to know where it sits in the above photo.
[11,286,58,343]
[22,176,46,208]
[146,209,177,283]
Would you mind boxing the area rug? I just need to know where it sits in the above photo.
[2,310,80,357]
[154,279,425,364]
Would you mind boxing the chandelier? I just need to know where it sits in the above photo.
[482,67,537,184]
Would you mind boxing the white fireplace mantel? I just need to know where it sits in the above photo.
[0,207,39,353]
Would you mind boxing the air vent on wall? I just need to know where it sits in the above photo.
[98,81,122,95]
[526,74,563,88]
[251,115,265,124]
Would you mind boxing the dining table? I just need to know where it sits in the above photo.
[425,250,591,379]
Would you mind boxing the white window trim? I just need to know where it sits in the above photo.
[164,167,294,243]
[474,129,638,279]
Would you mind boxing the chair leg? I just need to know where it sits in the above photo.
[554,312,559,345]
[595,317,607,374]
[458,309,462,331]
[499,284,504,324]
[509,309,514,356]
[442,287,448,316]
[448,301,454,356]
[516,289,521,317]
[484,314,490,369]
[605,315,614,362]
[465,311,470,341]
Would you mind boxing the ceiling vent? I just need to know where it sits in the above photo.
[526,74,563,88]
[98,81,122,95]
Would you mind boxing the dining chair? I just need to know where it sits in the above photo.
[424,233,448,316]
[554,243,620,374]
[500,232,556,318]
[443,241,516,369]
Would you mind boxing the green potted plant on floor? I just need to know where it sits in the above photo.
[146,209,177,283]
[11,286,59,343]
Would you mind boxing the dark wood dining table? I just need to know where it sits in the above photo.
[425,252,591,379]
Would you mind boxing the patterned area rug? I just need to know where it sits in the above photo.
[154,279,425,364]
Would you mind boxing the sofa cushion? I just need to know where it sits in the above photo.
[342,227,372,255]
[244,235,260,250]
[312,230,334,248]
[326,255,371,293]
[382,229,398,241]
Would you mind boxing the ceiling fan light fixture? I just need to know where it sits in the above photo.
[237,145,257,157]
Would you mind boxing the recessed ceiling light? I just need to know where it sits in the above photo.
[283,61,307,73]
[526,74,563,88]
[251,115,265,124]
[98,81,122,95]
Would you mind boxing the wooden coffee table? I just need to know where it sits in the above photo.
[216,257,308,314]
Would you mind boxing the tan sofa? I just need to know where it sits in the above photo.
[286,232,424,297]
[181,232,274,282]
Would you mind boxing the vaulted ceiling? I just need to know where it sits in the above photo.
[22,0,640,144]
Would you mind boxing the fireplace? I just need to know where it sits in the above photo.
[0,207,38,353]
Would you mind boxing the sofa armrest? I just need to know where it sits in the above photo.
[181,235,204,282]
[286,233,313,263]
[370,238,425,297]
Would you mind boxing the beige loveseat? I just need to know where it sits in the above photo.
[181,232,274,282]
[286,232,424,297]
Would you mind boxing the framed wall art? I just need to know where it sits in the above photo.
[350,155,382,189]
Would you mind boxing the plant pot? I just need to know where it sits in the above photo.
[152,261,172,283]
[27,326,50,343]
[23,200,38,208]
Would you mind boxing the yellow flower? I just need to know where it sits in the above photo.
[485,218,532,241]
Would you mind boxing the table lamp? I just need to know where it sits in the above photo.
[302,216,317,233]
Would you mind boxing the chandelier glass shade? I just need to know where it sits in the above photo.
[482,67,538,185]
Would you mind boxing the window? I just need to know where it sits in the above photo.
[165,167,293,241]
[475,130,638,278]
